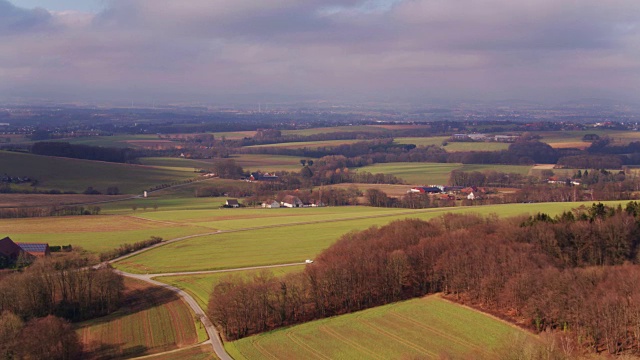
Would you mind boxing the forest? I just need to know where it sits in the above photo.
[208,202,640,355]
[0,254,124,359]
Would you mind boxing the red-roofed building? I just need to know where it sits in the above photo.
[17,243,50,258]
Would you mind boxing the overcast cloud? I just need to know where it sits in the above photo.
[1,0,639,104]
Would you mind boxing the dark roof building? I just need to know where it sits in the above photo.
[225,199,240,208]
[0,237,23,262]
[17,243,50,258]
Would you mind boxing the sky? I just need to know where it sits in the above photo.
[1,0,639,105]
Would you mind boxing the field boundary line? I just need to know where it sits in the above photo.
[389,310,488,355]
[128,340,211,360]
[250,338,279,360]
[361,318,438,359]
[318,325,385,360]
[285,330,332,360]
[147,262,306,278]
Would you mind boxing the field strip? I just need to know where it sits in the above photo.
[389,310,488,355]
[147,262,305,278]
[361,318,438,358]
[318,325,385,360]
[285,331,332,360]
[128,340,211,359]
[126,215,189,226]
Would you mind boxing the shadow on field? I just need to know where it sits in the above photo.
[78,279,181,359]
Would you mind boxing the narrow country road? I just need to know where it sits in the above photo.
[116,269,234,360]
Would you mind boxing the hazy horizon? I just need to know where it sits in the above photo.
[2,0,639,105]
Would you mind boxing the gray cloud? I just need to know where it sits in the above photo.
[0,0,53,35]
[1,0,639,103]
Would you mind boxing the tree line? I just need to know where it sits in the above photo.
[0,205,101,219]
[31,141,137,163]
[0,254,123,321]
[208,202,640,356]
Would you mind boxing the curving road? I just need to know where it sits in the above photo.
[115,269,233,360]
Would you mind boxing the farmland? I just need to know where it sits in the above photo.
[77,278,206,359]
[114,201,626,274]
[395,137,511,152]
[1,215,207,253]
[140,344,217,360]
[229,154,313,172]
[246,139,362,149]
[0,150,194,193]
[225,295,534,360]
[158,266,305,309]
[356,162,533,184]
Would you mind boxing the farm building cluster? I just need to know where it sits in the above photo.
[0,236,50,268]
[408,185,486,201]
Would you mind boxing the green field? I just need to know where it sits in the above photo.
[0,151,194,193]
[158,266,305,309]
[1,214,208,253]
[57,134,165,148]
[230,154,313,172]
[281,125,390,136]
[77,278,206,359]
[138,157,217,172]
[226,295,535,360]
[395,137,511,152]
[533,130,640,147]
[246,139,362,149]
[356,162,532,184]
[114,201,626,274]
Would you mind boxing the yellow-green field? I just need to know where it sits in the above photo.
[77,278,207,359]
[533,130,640,148]
[226,295,535,360]
[356,162,532,184]
[395,137,511,152]
[138,157,217,172]
[245,139,362,149]
[158,266,305,309]
[114,201,626,274]
[0,151,194,193]
[1,215,207,253]
[230,154,313,172]
[281,125,392,136]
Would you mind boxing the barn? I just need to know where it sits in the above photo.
[17,243,51,258]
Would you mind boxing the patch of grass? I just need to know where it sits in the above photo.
[157,266,305,309]
[245,139,362,149]
[395,137,510,152]
[54,135,163,148]
[357,162,532,184]
[2,215,207,253]
[114,201,627,274]
[356,162,462,184]
[229,154,314,172]
[138,157,217,171]
[226,295,535,359]
[281,126,389,136]
[534,130,640,146]
[76,278,202,359]
[0,151,194,194]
